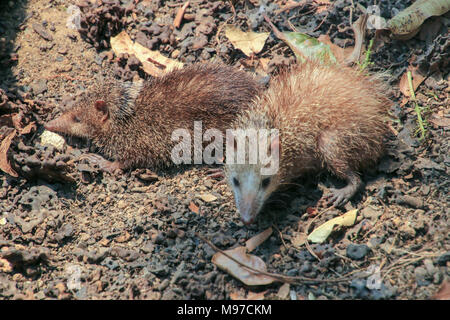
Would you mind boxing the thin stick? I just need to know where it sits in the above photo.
[263,14,310,63]
[173,1,189,29]
[275,0,307,14]
[215,1,236,47]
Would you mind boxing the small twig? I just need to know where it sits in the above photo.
[287,16,299,32]
[166,2,184,7]
[263,14,310,63]
[272,224,288,251]
[275,0,307,14]
[46,74,90,82]
[196,232,352,284]
[173,1,189,29]
[312,10,329,31]
[215,1,236,47]
[382,251,443,280]
[302,205,335,261]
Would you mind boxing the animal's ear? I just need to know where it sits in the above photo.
[94,100,109,122]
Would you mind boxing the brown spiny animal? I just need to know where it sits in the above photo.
[225,61,391,225]
[45,63,262,171]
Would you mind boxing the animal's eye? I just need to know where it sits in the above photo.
[233,177,240,187]
[261,177,271,189]
[72,115,81,123]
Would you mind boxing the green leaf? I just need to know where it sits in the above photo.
[283,32,337,64]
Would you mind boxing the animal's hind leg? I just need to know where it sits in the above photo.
[317,130,363,207]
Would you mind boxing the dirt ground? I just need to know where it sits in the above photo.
[0,0,448,300]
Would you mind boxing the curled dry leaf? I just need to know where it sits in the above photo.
[110,31,183,77]
[387,0,450,40]
[245,227,272,252]
[318,35,353,64]
[212,246,276,286]
[429,113,450,128]
[399,64,426,98]
[344,14,368,65]
[277,283,290,299]
[432,281,450,300]
[224,25,269,57]
[173,1,189,29]
[307,209,358,243]
[0,130,18,177]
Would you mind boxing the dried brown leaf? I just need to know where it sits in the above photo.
[432,281,450,300]
[318,34,353,64]
[19,121,36,135]
[110,31,183,77]
[429,113,450,128]
[189,201,199,214]
[246,227,272,252]
[277,283,290,299]
[224,25,269,57]
[0,130,18,177]
[212,246,276,286]
[399,65,426,98]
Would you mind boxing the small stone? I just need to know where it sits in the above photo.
[367,236,383,249]
[399,222,416,238]
[346,244,370,260]
[395,195,424,209]
[192,35,208,50]
[361,206,382,220]
[152,232,165,245]
[32,23,53,41]
[31,79,48,95]
[117,200,127,209]
[414,267,430,286]
[437,252,450,266]
[158,279,170,291]
[101,257,119,270]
